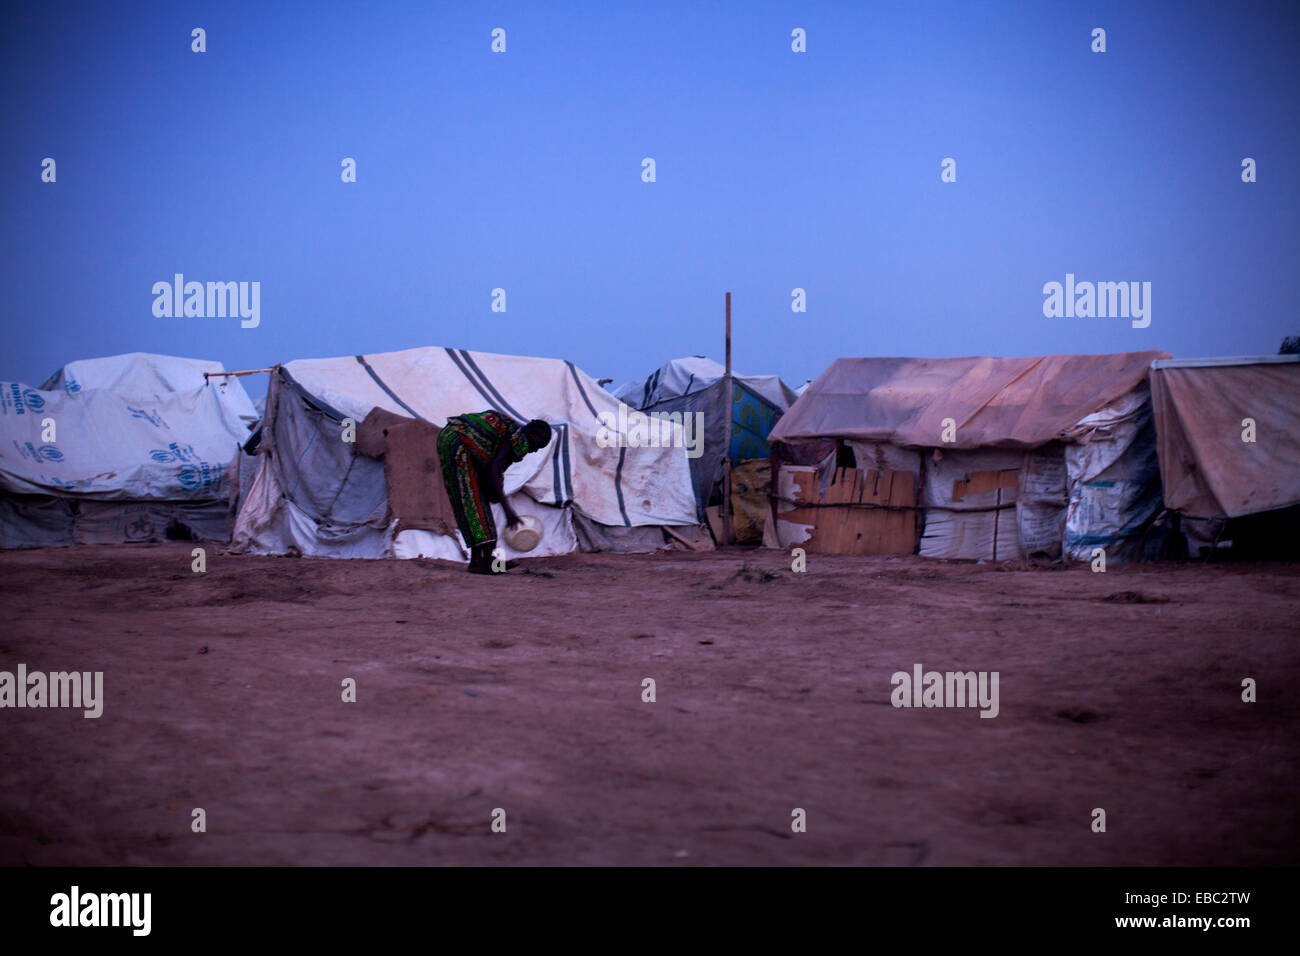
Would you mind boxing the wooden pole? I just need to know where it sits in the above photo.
[203,367,276,379]
[725,292,732,376]
[721,292,734,545]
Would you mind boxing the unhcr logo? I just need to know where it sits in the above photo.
[27,443,63,462]
[151,273,260,328]
[596,403,705,459]
[6,384,46,414]
[14,441,62,463]
[177,461,223,492]
[149,442,200,464]
[1042,273,1151,328]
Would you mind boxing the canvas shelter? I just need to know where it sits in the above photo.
[1,353,257,548]
[766,351,1169,561]
[1149,355,1300,556]
[612,356,798,524]
[231,346,701,560]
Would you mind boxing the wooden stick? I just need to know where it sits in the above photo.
[204,367,276,379]
[663,525,703,551]
[721,292,734,546]
[725,291,732,376]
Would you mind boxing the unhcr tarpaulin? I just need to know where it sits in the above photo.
[769,352,1166,449]
[2,358,252,502]
[1150,356,1300,519]
[1,353,256,548]
[41,352,257,428]
[233,347,699,559]
[0,385,244,499]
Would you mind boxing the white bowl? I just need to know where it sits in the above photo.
[502,514,543,553]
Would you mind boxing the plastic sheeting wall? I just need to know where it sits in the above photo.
[1017,444,1068,559]
[1063,387,1162,562]
[919,448,1023,560]
[0,495,230,548]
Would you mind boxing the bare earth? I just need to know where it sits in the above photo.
[0,543,1296,866]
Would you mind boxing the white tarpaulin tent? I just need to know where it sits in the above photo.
[1,353,256,548]
[41,352,258,427]
[231,346,701,560]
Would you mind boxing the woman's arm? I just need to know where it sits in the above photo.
[487,441,521,528]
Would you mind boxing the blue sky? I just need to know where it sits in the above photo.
[2,0,1297,398]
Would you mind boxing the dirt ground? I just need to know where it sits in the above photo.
[0,542,1296,866]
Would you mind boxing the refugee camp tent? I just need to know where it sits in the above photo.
[232,346,701,560]
[1,353,257,548]
[1150,355,1300,555]
[612,356,799,528]
[40,352,258,426]
[766,351,1168,561]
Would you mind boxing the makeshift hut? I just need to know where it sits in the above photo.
[765,351,1169,561]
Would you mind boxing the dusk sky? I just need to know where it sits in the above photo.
[3,0,1297,398]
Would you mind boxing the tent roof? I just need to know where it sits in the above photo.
[1151,357,1300,519]
[2,353,254,501]
[42,352,257,425]
[282,346,644,425]
[769,351,1168,449]
[612,356,798,411]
